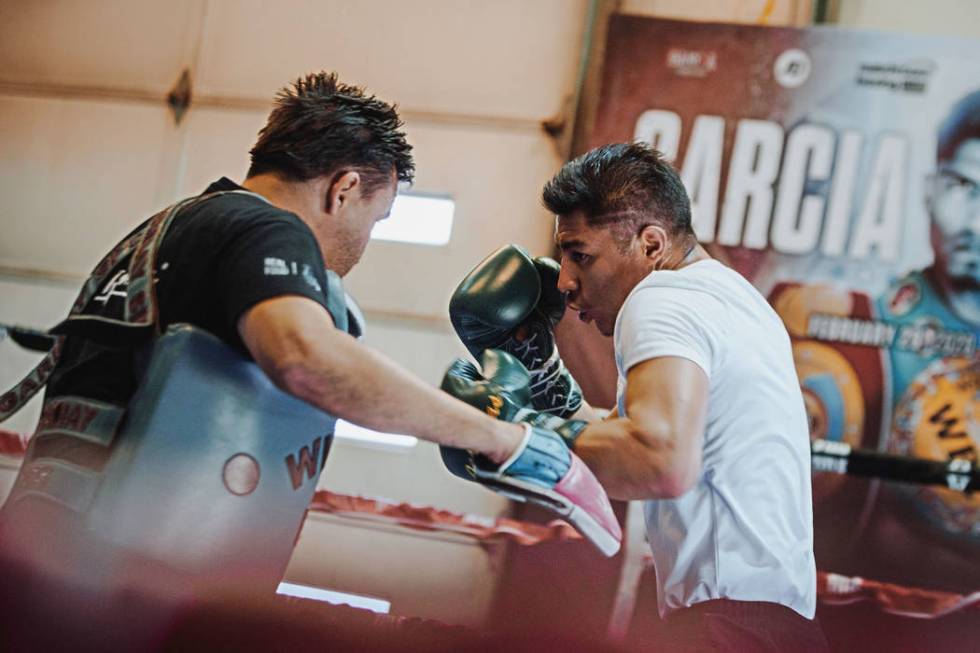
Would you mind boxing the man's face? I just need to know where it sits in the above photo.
[929,138,980,289]
[328,172,397,276]
[555,211,651,337]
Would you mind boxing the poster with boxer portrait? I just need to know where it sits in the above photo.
[589,15,978,591]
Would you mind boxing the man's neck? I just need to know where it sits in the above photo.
[668,239,709,271]
[241,174,321,227]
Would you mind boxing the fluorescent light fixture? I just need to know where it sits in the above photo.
[334,419,417,451]
[276,582,391,613]
[371,193,454,246]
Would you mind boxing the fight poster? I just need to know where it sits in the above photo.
[590,16,978,591]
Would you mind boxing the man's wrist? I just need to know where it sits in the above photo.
[497,422,532,471]
[488,421,529,465]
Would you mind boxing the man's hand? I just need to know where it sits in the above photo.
[450,244,582,417]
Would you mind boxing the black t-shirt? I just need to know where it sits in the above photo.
[155,178,331,350]
[45,177,332,417]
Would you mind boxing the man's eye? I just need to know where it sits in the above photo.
[941,171,978,193]
[570,252,591,264]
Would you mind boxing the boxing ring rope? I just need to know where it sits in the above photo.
[810,438,978,493]
[0,428,976,622]
[0,429,29,457]
[309,489,581,546]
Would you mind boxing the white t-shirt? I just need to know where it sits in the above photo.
[613,259,816,619]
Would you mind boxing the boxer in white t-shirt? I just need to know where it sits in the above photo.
[444,142,828,652]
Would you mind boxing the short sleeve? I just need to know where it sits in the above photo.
[615,286,721,378]
[213,217,332,331]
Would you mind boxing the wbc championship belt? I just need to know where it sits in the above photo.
[889,356,979,538]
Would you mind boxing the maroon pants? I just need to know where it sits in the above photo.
[657,600,829,653]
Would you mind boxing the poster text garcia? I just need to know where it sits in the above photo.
[635,110,907,261]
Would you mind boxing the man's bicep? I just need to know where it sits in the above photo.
[216,219,330,337]
[238,295,337,378]
[624,356,709,453]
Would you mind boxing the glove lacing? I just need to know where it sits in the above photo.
[500,326,581,417]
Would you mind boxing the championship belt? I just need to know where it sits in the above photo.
[793,340,867,500]
[889,356,979,538]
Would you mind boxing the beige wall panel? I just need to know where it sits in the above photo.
[177,106,267,197]
[0,95,176,276]
[196,0,587,120]
[361,317,464,387]
[838,0,980,37]
[286,515,502,625]
[0,0,203,92]
[621,0,811,25]
[346,122,561,318]
[0,278,78,434]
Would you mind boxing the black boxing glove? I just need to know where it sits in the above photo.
[449,244,582,417]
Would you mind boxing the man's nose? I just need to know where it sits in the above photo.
[557,260,578,294]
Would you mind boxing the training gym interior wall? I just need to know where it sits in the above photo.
[1,0,977,627]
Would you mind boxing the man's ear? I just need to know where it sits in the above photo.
[638,224,669,262]
[325,171,361,215]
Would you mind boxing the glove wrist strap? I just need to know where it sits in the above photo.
[498,423,533,473]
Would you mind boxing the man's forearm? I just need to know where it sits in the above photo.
[574,417,698,501]
[284,330,520,456]
[241,296,523,463]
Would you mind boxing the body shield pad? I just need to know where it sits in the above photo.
[86,325,336,586]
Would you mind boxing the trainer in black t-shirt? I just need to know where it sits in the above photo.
[37,178,335,468]
[155,177,331,351]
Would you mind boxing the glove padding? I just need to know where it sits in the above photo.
[441,350,587,449]
[450,245,582,417]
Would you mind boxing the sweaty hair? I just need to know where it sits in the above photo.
[542,142,693,244]
[248,71,414,195]
[937,89,980,163]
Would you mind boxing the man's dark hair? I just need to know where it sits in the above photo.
[248,71,414,195]
[937,89,980,163]
[542,142,693,244]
